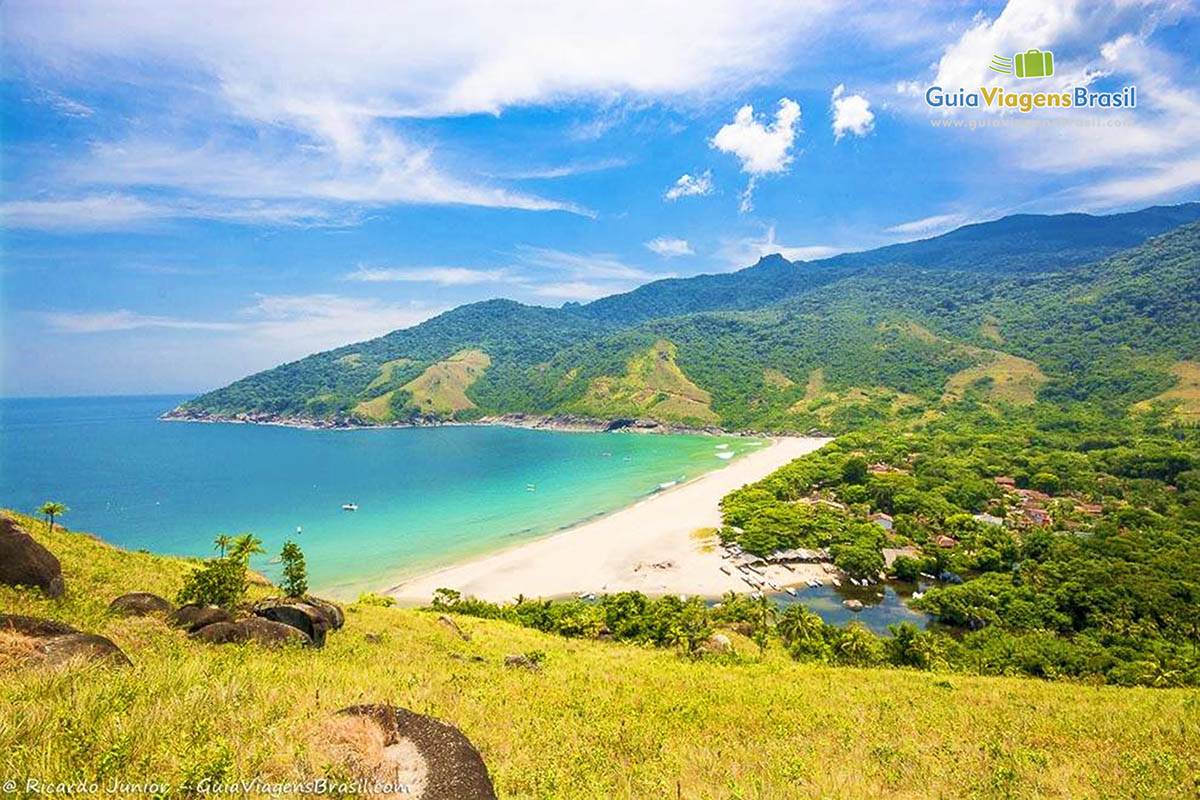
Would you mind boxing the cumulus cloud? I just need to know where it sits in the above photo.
[644,236,694,257]
[710,98,801,211]
[664,170,715,201]
[830,84,875,141]
[1,1,856,228]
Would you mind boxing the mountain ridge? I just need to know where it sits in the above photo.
[171,203,1200,432]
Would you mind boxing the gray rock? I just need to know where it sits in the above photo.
[337,704,496,800]
[437,614,471,641]
[503,653,540,671]
[252,601,331,647]
[190,617,311,647]
[0,516,65,597]
[304,596,345,630]
[109,592,174,617]
[705,632,733,654]
[843,599,865,612]
[0,614,130,667]
[169,604,233,632]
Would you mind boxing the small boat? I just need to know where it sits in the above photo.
[719,566,731,575]
[716,444,730,450]
[767,581,780,591]
[526,484,536,492]
[784,586,797,596]
[342,503,358,511]
[716,451,734,460]
[911,591,924,600]
[831,578,841,587]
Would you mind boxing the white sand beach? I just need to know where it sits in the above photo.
[387,436,831,604]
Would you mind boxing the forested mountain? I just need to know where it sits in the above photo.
[172,204,1200,431]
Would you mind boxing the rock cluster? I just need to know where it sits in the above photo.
[174,596,345,649]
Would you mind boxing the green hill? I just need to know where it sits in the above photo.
[3,511,1197,797]
[168,205,1200,431]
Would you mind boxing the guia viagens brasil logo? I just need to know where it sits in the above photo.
[925,48,1136,112]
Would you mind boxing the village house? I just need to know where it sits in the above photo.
[1022,507,1052,526]
[868,512,894,531]
[973,512,1004,526]
[994,476,1017,489]
[934,534,958,548]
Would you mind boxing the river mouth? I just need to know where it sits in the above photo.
[765,580,935,634]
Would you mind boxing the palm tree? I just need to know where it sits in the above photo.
[229,533,265,562]
[213,534,233,557]
[37,501,68,533]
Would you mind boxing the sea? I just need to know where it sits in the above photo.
[0,394,762,598]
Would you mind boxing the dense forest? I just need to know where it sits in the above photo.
[171,203,1200,431]
[436,400,1200,687]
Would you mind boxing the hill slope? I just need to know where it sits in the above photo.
[170,205,1200,432]
[3,512,1197,797]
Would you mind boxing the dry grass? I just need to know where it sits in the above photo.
[762,368,795,389]
[579,340,718,425]
[943,353,1047,406]
[401,349,491,414]
[1,511,1198,798]
[1134,361,1200,423]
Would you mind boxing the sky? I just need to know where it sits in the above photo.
[2,0,1198,396]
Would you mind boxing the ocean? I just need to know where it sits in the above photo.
[0,395,760,598]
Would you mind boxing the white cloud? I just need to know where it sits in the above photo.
[830,84,875,141]
[710,98,802,211]
[488,158,629,180]
[718,226,843,267]
[0,193,357,232]
[2,2,860,228]
[644,236,694,257]
[35,89,94,117]
[42,310,242,333]
[343,266,514,286]
[711,98,801,175]
[514,246,663,282]
[884,213,968,236]
[528,282,612,301]
[664,170,714,201]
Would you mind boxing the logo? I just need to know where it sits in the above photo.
[989,49,1054,79]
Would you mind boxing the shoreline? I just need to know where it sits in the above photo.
[160,408,827,438]
[385,436,832,605]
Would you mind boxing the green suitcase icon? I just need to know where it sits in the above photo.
[1014,49,1053,78]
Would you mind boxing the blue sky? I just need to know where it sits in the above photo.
[2,0,1198,396]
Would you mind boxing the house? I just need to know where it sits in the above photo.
[973,512,1004,527]
[994,476,1017,489]
[1023,507,1052,526]
[1017,488,1051,504]
[1076,502,1103,516]
[934,535,958,548]
[868,512,894,531]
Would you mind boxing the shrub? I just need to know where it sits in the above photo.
[279,540,308,597]
[177,557,248,610]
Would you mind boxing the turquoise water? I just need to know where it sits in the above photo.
[0,395,759,598]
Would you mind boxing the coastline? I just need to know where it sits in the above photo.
[160,407,827,438]
[385,436,832,605]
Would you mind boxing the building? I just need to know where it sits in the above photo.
[994,476,1017,489]
[934,535,958,548]
[868,512,894,531]
[973,512,1004,526]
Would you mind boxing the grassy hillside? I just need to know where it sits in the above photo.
[169,207,1200,433]
[2,511,1198,798]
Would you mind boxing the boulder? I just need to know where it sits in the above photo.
[0,516,65,597]
[437,614,471,641]
[238,617,311,647]
[0,614,130,667]
[304,596,345,630]
[109,592,174,617]
[336,704,496,800]
[503,653,540,671]
[843,599,864,612]
[37,633,132,667]
[252,601,331,647]
[704,633,733,654]
[169,604,233,633]
[190,618,311,647]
